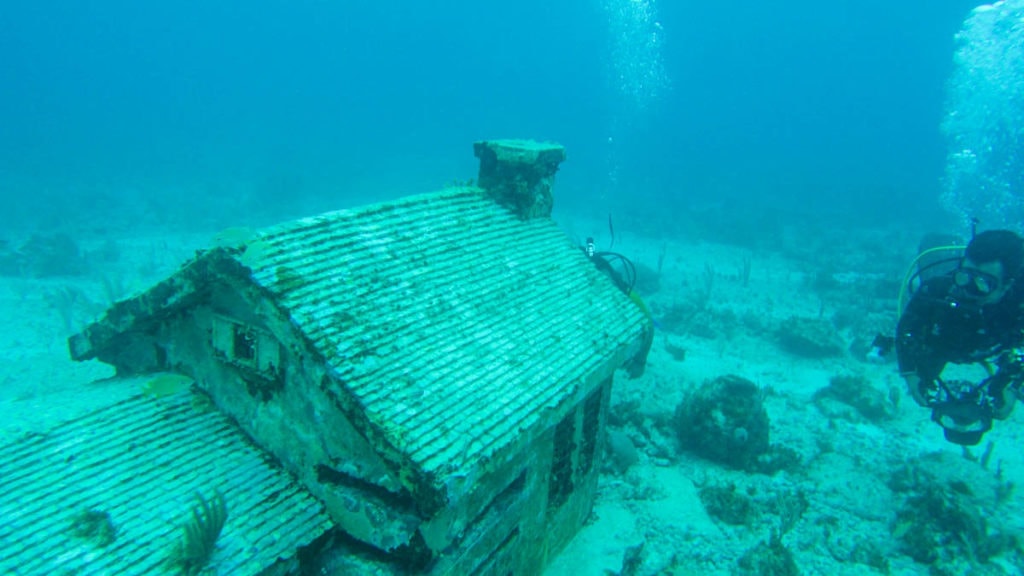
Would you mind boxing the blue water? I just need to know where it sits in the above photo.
[3,2,1021,574]
[0,0,983,232]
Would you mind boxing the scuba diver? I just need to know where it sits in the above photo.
[581,234,653,378]
[583,236,636,294]
[895,228,1024,445]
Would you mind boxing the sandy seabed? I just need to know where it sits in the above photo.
[2,219,1022,576]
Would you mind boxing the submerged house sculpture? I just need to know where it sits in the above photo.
[65,140,652,574]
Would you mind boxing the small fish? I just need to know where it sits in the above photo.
[240,240,271,269]
[141,373,194,399]
[212,227,258,248]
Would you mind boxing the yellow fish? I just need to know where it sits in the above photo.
[141,374,194,399]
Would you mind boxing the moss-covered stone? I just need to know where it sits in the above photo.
[776,316,844,358]
[737,530,800,576]
[750,444,803,476]
[674,375,770,471]
[813,373,894,423]
[699,483,755,526]
[889,457,1022,569]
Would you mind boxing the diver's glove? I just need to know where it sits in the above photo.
[995,349,1024,390]
[979,351,1024,419]
[1001,348,1024,403]
[903,372,936,407]
[999,347,1024,374]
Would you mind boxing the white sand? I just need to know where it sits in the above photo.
[3,222,1021,575]
[546,217,1024,575]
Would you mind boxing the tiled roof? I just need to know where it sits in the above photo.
[244,187,646,478]
[0,390,332,575]
[70,186,648,495]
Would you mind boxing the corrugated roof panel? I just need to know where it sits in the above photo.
[0,391,332,576]
[239,187,644,480]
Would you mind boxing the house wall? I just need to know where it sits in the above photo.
[535,379,609,571]
[111,270,612,574]
[150,280,432,559]
[424,378,611,576]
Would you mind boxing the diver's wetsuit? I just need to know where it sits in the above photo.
[896,274,1024,398]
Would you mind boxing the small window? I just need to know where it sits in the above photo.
[233,324,257,361]
[212,315,265,369]
[548,412,576,510]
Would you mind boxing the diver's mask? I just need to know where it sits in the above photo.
[953,265,1002,301]
[930,380,993,445]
